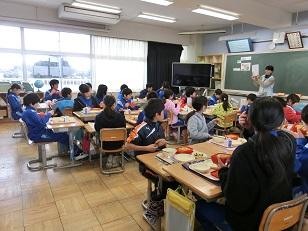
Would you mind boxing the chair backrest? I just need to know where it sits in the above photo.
[161,119,169,137]
[223,112,238,124]
[19,118,33,145]
[166,110,173,125]
[62,108,73,116]
[99,128,127,143]
[259,194,308,231]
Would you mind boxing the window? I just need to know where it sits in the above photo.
[92,36,147,92]
[0,25,21,49]
[0,53,23,81]
[60,32,90,54]
[24,28,59,52]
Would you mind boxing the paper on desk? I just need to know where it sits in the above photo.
[252,64,259,76]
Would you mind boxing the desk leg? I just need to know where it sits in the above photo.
[142,179,152,210]
[55,131,82,169]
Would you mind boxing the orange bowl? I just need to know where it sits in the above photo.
[225,134,239,140]
[211,153,231,165]
[176,146,193,154]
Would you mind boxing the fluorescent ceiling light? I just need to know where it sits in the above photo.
[72,0,121,14]
[178,30,226,35]
[138,12,176,23]
[140,0,174,6]
[192,5,239,21]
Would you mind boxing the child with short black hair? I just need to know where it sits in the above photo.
[139,83,153,99]
[156,81,171,99]
[7,83,23,120]
[187,96,217,144]
[54,87,74,115]
[136,91,158,124]
[44,79,61,101]
[287,93,306,113]
[240,93,257,113]
[116,88,138,111]
[73,84,99,111]
[22,93,68,145]
[208,89,222,106]
[95,84,108,104]
[275,97,301,124]
[180,87,196,108]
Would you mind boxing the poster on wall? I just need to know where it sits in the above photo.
[241,62,251,71]
[252,64,259,76]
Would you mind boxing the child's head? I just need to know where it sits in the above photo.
[146,91,158,101]
[163,89,174,100]
[9,83,22,95]
[185,87,196,98]
[96,84,108,98]
[220,93,230,111]
[144,98,165,122]
[23,93,40,108]
[302,105,308,129]
[103,95,116,110]
[85,82,92,89]
[79,84,92,99]
[120,84,128,92]
[214,89,222,99]
[146,83,153,91]
[265,65,274,76]
[61,87,72,99]
[192,96,208,112]
[162,81,170,89]
[286,94,300,106]
[122,88,133,100]
[246,93,257,105]
[49,79,59,90]
[274,97,287,108]
[250,97,284,132]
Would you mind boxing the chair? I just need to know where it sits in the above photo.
[7,100,24,138]
[215,112,238,135]
[259,194,308,231]
[19,119,59,171]
[99,128,127,174]
[166,110,186,144]
[62,108,73,116]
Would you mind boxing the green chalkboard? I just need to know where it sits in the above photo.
[224,50,308,95]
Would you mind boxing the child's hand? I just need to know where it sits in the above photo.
[217,157,230,169]
[239,112,251,129]
[49,110,54,116]
[155,139,167,147]
[212,118,219,124]
[146,144,158,153]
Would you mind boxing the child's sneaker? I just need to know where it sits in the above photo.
[75,153,89,160]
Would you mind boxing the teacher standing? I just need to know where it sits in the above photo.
[251,65,275,96]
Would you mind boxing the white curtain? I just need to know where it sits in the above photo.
[92,36,148,92]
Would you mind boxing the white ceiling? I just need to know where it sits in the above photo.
[5,0,308,30]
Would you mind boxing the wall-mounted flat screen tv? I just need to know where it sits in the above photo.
[226,38,253,53]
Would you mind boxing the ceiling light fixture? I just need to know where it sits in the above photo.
[72,0,122,14]
[138,12,176,23]
[140,0,174,6]
[178,30,226,35]
[192,5,239,21]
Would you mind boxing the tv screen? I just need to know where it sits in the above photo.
[172,63,212,88]
[226,38,253,53]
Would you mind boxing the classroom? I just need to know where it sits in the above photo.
[0,0,308,230]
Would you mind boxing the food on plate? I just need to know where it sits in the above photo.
[174,154,195,162]
[176,146,193,154]
[232,138,247,146]
[290,123,308,136]
[210,170,219,178]
[211,136,225,144]
[162,148,176,155]
[189,160,215,173]
[225,134,239,140]
[211,153,232,165]
[193,151,207,158]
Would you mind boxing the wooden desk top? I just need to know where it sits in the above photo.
[73,109,102,122]
[136,153,174,181]
[163,163,222,201]
[47,116,84,130]
[179,108,214,117]
[124,109,142,115]
[125,114,138,126]
[190,141,231,155]
[84,122,135,134]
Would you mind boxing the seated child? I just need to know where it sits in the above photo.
[213,93,235,128]
[73,84,99,111]
[287,93,306,113]
[139,83,153,99]
[126,98,172,229]
[275,97,301,124]
[208,88,222,106]
[44,79,62,101]
[116,88,138,111]
[137,91,159,124]
[7,83,23,120]
[22,93,68,145]
[54,87,74,116]
[156,81,171,99]
[117,84,128,101]
[164,89,183,126]
[95,95,126,150]
[95,84,108,104]
[180,87,196,108]
[186,96,217,144]
[240,93,257,113]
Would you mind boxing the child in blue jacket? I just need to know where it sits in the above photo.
[7,83,23,120]
[22,93,68,145]
[293,105,308,193]
[116,88,138,111]
[54,87,74,115]
[44,79,62,102]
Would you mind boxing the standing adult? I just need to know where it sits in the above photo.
[251,65,275,96]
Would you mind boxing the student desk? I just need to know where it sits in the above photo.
[73,109,102,122]
[125,114,138,126]
[163,142,232,201]
[37,103,50,112]
[47,116,85,169]
[178,108,215,120]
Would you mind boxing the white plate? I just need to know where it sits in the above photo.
[232,138,247,146]
[211,136,225,144]
[162,148,177,155]
[192,151,209,159]
[174,154,195,162]
[189,160,215,173]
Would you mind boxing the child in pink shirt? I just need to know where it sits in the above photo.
[164,89,183,126]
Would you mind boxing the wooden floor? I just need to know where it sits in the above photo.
[0,122,151,231]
